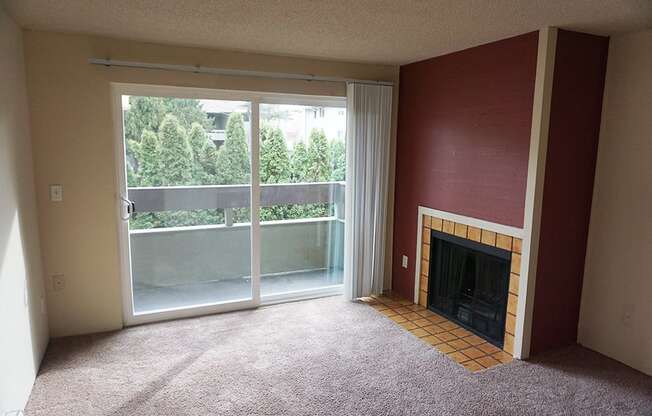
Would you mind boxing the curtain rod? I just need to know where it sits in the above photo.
[89,58,394,87]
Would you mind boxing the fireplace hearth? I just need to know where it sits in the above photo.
[428,229,511,348]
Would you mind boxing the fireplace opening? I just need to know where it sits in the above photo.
[428,230,511,348]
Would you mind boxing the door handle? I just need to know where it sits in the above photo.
[120,196,136,221]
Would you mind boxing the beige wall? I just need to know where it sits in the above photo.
[22,30,398,337]
[578,29,652,376]
[0,7,49,412]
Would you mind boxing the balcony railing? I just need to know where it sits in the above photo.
[128,181,345,224]
[127,182,346,312]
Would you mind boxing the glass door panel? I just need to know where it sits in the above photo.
[120,94,253,315]
[258,102,346,298]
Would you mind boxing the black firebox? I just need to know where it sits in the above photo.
[428,229,511,348]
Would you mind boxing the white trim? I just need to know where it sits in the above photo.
[413,205,525,304]
[420,207,524,238]
[515,27,558,359]
[127,298,258,326]
[261,285,343,306]
[111,84,136,326]
[111,82,348,326]
[250,100,261,305]
[111,82,346,107]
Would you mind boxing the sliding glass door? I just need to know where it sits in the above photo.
[114,84,345,324]
[258,102,346,300]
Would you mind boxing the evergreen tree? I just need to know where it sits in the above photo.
[124,96,165,142]
[138,130,162,186]
[306,128,332,182]
[124,96,211,143]
[260,125,290,184]
[260,125,291,221]
[330,140,346,181]
[215,112,250,185]
[198,144,219,184]
[188,122,209,184]
[290,142,310,183]
[158,115,193,186]
[126,163,138,187]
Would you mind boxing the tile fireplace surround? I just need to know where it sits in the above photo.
[364,209,523,372]
[416,212,523,357]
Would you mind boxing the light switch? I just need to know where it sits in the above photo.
[402,255,408,268]
[49,184,63,202]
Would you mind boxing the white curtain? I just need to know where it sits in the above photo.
[344,82,393,300]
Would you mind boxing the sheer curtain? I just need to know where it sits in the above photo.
[344,82,393,300]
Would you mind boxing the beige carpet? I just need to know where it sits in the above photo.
[26,296,652,415]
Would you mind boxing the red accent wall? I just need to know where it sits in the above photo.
[530,30,609,354]
[392,32,539,299]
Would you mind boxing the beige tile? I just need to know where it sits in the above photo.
[512,238,522,254]
[419,291,428,307]
[419,275,428,292]
[394,307,410,315]
[380,309,398,317]
[422,335,443,346]
[390,315,407,324]
[493,351,513,364]
[423,324,446,335]
[410,328,430,338]
[511,253,521,275]
[503,333,515,355]
[371,303,389,311]
[451,327,473,338]
[447,351,471,364]
[477,343,501,355]
[437,332,458,342]
[481,230,496,246]
[448,338,472,350]
[417,309,436,318]
[496,234,513,251]
[427,314,447,324]
[439,321,460,331]
[402,312,422,321]
[435,343,456,354]
[398,299,414,306]
[406,304,425,312]
[423,215,432,229]
[412,318,431,327]
[467,226,482,242]
[400,321,418,330]
[422,228,430,244]
[454,223,468,238]
[509,273,520,295]
[461,347,486,360]
[443,220,455,234]
[507,293,518,316]
[431,217,443,231]
[421,259,429,276]
[476,355,501,369]
[422,243,430,261]
[463,335,486,346]
[462,360,485,372]
[505,313,516,336]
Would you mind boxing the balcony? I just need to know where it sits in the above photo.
[127,181,345,314]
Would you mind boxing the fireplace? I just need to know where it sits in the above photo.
[428,229,511,348]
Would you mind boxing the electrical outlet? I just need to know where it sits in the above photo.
[51,274,65,292]
[402,255,408,268]
[49,184,63,202]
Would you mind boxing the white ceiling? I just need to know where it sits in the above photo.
[4,0,652,65]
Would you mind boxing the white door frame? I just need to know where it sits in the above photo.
[111,83,345,326]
